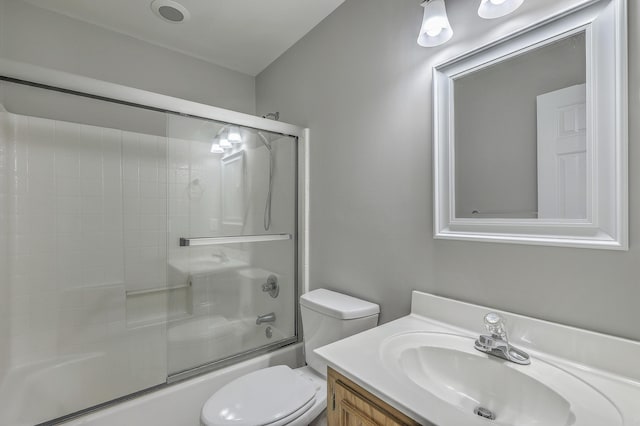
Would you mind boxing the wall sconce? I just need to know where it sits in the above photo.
[417,0,453,47]
[478,0,525,19]
[418,0,525,47]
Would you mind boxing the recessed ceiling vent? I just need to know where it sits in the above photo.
[151,0,190,23]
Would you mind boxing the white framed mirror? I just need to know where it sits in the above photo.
[433,0,627,250]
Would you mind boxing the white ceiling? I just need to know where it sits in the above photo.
[22,0,345,76]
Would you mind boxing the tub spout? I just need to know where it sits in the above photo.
[256,312,276,325]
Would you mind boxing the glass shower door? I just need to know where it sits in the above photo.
[0,77,300,423]
[166,115,297,377]
[0,81,170,425]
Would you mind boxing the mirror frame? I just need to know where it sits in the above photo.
[433,0,627,250]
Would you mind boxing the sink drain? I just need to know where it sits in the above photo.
[474,406,496,420]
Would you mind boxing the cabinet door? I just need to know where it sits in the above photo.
[327,368,421,426]
[334,380,404,426]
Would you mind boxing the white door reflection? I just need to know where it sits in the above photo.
[537,84,587,219]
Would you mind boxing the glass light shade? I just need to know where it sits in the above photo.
[227,125,242,144]
[210,143,225,154]
[417,0,453,47]
[478,0,524,19]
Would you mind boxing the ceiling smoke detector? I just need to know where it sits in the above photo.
[151,0,190,23]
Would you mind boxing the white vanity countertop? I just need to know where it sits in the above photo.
[315,291,640,426]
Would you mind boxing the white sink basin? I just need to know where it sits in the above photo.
[380,332,622,426]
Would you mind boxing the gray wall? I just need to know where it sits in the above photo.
[455,33,586,218]
[256,0,640,340]
[0,0,256,114]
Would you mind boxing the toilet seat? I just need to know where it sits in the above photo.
[262,398,315,426]
[201,366,317,426]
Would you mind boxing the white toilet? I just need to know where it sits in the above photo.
[201,289,380,426]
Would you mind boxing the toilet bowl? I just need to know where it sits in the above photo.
[201,366,325,426]
[201,289,380,426]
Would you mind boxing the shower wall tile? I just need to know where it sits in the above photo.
[2,113,167,382]
[0,114,10,376]
[122,131,168,294]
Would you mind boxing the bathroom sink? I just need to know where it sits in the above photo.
[380,332,622,426]
[168,256,246,281]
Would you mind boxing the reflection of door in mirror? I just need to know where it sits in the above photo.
[537,84,586,219]
[453,31,586,219]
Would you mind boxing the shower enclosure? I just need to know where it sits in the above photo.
[0,62,304,425]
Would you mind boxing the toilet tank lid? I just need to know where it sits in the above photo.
[300,289,379,320]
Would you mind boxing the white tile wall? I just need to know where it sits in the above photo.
[122,131,168,294]
[0,111,168,423]
[0,112,12,376]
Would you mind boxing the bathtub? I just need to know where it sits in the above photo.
[0,352,133,426]
[61,343,303,426]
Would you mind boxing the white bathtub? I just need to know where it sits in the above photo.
[61,343,303,426]
[0,352,135,426]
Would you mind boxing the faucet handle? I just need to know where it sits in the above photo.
[484,312,508,341]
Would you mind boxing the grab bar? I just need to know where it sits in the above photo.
[179,234,292,247]
[126,282,191,297]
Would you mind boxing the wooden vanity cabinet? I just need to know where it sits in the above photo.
[327,367,421,426]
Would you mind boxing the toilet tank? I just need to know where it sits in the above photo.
[300,289,379,377]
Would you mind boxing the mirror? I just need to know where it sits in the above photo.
[433,0,627,249]
[455,32,586,220]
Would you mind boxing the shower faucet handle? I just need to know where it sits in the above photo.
[262,275,279,298]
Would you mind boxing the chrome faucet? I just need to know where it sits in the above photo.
[256,312,276,325]
[474,312,530,365]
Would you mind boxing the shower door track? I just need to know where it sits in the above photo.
[167,336,299,384]
[0,75,298,138]
[37,337,301,426]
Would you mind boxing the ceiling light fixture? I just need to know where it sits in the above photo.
[478,0,525,19]
[417,0,453,47]
[151,0,190,24]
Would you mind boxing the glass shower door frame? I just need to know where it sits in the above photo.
[0,58,308,424]
[166,124,302,383]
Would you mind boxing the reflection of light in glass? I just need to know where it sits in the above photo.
[211,124,243,153]
[227,125,242,144]
[218,130,232,149]
[210,143,224,154]
[478,0,524,19]
[417,0,453,47]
